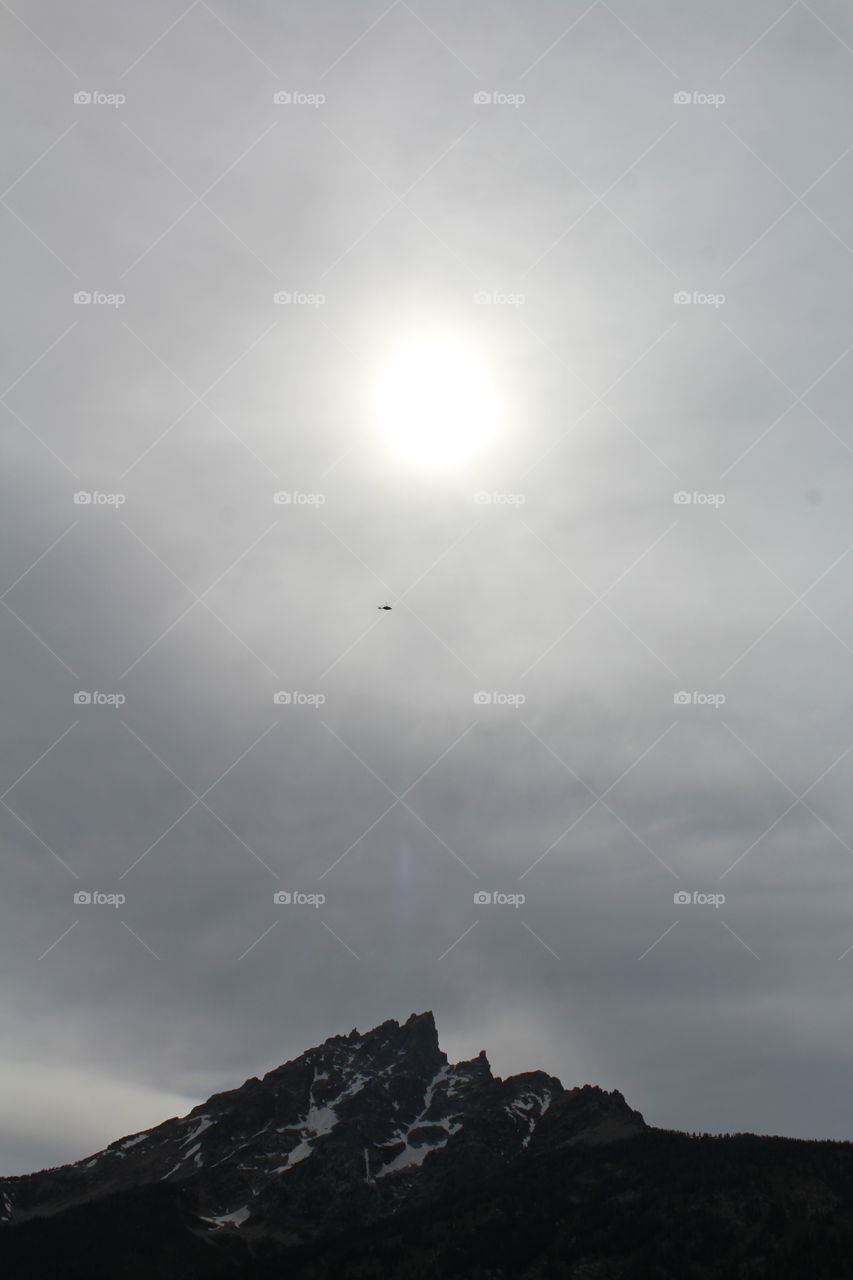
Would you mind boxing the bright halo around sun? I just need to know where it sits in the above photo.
[374,335,500,467]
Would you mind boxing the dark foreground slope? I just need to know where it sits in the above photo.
[2,1013,853,1279]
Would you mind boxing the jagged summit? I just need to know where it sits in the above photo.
[0,1011,644,1266]
[5,1017,853,1279]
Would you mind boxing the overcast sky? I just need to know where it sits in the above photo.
[2,0,853,1176]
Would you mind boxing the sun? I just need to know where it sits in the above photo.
[374,335,500,467]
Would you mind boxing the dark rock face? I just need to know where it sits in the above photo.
[0,1011,593,1243]
[4,1012,853,1279]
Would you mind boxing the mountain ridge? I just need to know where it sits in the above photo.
[3,1011,853,1279]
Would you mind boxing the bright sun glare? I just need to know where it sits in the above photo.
[374,335,500,467]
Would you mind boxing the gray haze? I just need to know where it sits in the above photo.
[2,0,853,1174]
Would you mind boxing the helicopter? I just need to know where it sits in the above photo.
[377,602,392,610]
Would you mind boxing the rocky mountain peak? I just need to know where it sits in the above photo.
[0,1012,644,1264]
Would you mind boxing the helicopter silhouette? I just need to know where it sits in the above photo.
[377,602,392,610]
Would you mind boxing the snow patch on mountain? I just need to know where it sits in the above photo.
[505,1087,556,1147]
[118,1132,149,1150]
[200,1205,250,1228]
[180,1115,212,1145]
[376,1066,463,1177]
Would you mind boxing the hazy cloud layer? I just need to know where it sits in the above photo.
[2,0,853,1173]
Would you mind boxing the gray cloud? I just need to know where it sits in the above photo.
[2,0,853,1174]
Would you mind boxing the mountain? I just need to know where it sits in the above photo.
[2,1011,853,1278]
